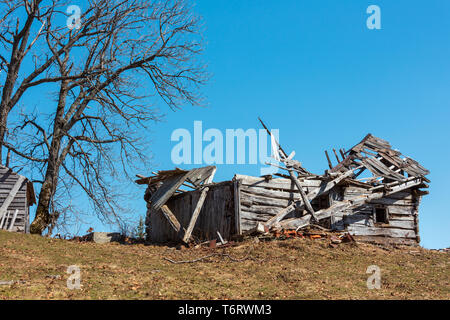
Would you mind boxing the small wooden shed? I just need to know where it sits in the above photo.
[0,165,36,233]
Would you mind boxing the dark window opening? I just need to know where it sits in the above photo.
[375,207,388,223]
[312,194,330,211]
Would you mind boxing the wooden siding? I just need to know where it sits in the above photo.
[146,182,235,243]
[338,186,420,244]
[0,166,30,233]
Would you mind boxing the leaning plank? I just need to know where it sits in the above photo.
[0,175,25,221]
[0,210,8,229]
[287,169,317,220]
[150,172,195,211]
[182,167,217,243]
[160,205,184,234]
[280,200,353,230]
[7,209,19,231]
[264,203,297,228]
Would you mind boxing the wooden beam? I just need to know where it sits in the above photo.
[287,169,317,221]
[324,150,333,169]
[160,205,184,235]
[333,149,341,163]
[182,168,217,243]
[339,149,346,161]
[233,178,242,235]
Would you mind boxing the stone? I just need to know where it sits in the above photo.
[86,232,122,244]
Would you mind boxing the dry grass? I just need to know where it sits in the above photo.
[0,230,448,300]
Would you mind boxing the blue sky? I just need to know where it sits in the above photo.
[20,1,450,248]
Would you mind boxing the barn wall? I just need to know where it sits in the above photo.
[336,185,420,245]
[235,175,323,232]
[145,182,235,243]
[0,167,29,233]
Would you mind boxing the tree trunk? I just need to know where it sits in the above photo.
[29,144,62,234]
[30,179,54,234]
[30,76,69,234]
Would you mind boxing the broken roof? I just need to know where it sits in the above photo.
[330,133,430,182]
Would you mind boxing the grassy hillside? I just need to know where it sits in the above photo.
[0,230,448,299]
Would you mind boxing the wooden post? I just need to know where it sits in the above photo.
[182,168,217,243]
[324,150,333,169]
[333,149,341,163]
[339,149,346,161]
[233,178,242,235]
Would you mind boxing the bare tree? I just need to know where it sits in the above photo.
[0,0,119,159]
[7,0,206,235]
[0,0,48,160]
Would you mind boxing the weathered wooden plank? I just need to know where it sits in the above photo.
[233,179,242,235]
[369,198,415,206]
[241,218,258,231]
[280,200,352,230]
[159,205,184,234]
[347,226,416,238]
[384,178,423,196]
[240,210,272,222]
[387,205,414,215]
[240,192,292,208]
[7,209,19,231]
[0,210,7,229]
[234,174,322,189]
[182,167,217,243]
[385,220,416,229]
[150,172,194,211]
[325,150,333,169]
[240,185,304,200]
[287,169,317,220]
[241,204,288,216]
[389,215,415,221]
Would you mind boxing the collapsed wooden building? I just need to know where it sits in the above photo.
[137,134,429,246]
[0,165,36,233]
